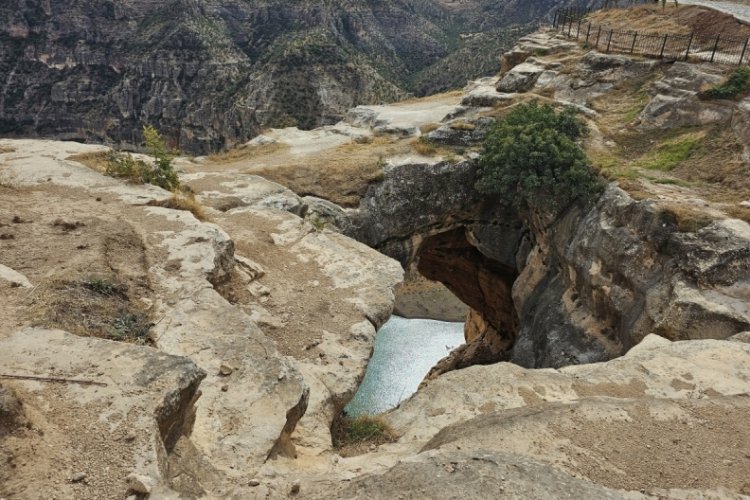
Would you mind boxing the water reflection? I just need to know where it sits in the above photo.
[345,315,464,416]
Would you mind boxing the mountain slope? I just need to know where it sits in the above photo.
[0,0,586,153]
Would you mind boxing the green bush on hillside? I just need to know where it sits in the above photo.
[702,67,750,100]
[475,102,604,217]
[105,125,179,191]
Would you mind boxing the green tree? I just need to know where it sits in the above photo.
[142,125,179,191]
[475,102,603,219]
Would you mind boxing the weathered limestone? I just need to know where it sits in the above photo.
[0,328,206,498]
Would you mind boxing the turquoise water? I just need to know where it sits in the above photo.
[345,315,465,416]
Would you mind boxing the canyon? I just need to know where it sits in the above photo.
[0,0,584,154]
[2,3,750,498]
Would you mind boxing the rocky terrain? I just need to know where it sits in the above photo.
[0,0,593,154]
[2,3,750,498]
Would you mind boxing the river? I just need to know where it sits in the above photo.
[345,315,465,416]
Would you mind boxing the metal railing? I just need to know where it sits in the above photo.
[552,7,750,65]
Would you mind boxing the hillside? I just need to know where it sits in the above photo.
[0,0,590,154]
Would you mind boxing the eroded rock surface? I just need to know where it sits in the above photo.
[0,329,205,499]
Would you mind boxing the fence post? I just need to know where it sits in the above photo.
[585,23,592,47]
[606,30,613,53]
[577,18,583,39]
[740,38,749,65]
[595,26,602,49]
[630,32,638,54]
[552,10,558,28]
[568,12,574,36]
[710,34,720,63]
[659,34,668,59]
[684,32,694,61]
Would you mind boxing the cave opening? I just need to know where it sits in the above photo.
[342,225,521,418]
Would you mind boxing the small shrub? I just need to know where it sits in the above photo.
[104,126,179,191]
[83,276,121,296]
[333,415,397,450]
[108,310,151,341]
[142,125,179,191]
[476,102,604,217]
[701,67,750,100]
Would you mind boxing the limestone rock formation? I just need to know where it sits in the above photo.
[0,328,206,498]
[381,335,750,496]
[308,450,634,500]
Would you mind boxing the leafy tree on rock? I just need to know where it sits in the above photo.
[475,102,604,221]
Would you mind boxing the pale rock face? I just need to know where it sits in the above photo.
[306,449,635,500]
[0,328,206,498]
[639,63,733,129]
[496,60,547,92]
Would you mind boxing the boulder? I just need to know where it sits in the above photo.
[425,118,494,147]
[496,61,545,93]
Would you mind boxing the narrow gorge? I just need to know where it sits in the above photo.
[2,3,750,498]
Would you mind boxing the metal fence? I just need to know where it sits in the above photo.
[552,7,750,65]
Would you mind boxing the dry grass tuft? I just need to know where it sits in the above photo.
[0,146,15,154]
[412,138,437,156]
[660,203,715,233]
[723,205,750,224]
[207,141,287,164]
[149,192,208,221]
[419,123,441,134]
[32,276,153,344]
[449,120,476,131]
[67,151,111,173]
[332,414,398,456]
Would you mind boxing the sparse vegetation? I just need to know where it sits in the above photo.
[102,126,180,191]
[701,67,750,101]
[476,102,604,217]
[332,414,398,455]
[149,191,208,221]
[34,276,153,344]
[413,137,437,156]
[637,135,702,171]
[0,146,15,154]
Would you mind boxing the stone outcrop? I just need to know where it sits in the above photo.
[308,449,633,500]
[0,328,206,498]
[0,138,403,497]
[342,30,750,374]
[381,335,750,496]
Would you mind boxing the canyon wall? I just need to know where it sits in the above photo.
[347,160,750,372]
